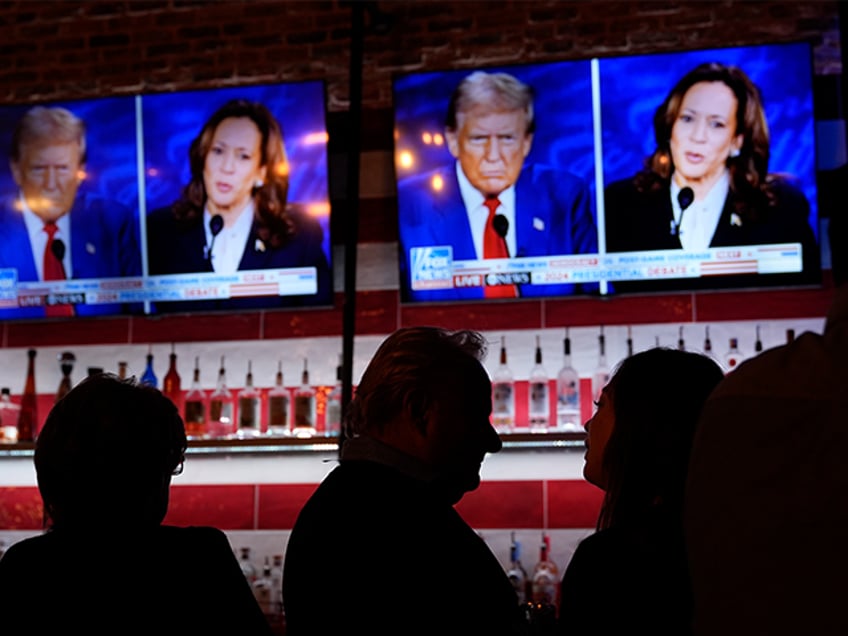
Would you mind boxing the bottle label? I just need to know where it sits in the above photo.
[294,395,315,428]
[493,382,513,414]
[184,400,204,424]
[557,380,579,408]
[529,381,548,415]
[239,397,259,429]
[268,395,289,428]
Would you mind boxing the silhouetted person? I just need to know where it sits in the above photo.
[283,326,528,635]
[558,348,724,635]
[685,207,848,634]
[0,374,273,635]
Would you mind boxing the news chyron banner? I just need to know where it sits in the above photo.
[409,244,804,293]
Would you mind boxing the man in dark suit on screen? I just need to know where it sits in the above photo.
[397,70,598,302]
[0,106,142,318]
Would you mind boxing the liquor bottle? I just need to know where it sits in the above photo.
[591,327,610,409]
[754,324,763,354]
[677,325,686,351]
[626,325,634,357]
[506,531,529,605]
[786,328,796,344]
[267,360,290,437]
[292,358,316,438]
[530,533,559,630]
[0,387,21,443]
[555,328,581,432]
[237,360,261,438]
[252,557,275,615]
[270,554,285,616]
[491,336,515,434]
[162,343,182,413]
[18,349,37,443]
[703,325,713,358]
[117,361,128,380]
[325,354,343,437]
[56,351,75,403]
[209,356,235,438]
[183,357,207,439]
[140,347,157,388]
[724,338,744,373]
[238,546,257,585]
[528,335,549,433]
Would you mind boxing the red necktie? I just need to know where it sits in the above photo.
[482,198,516,298]
[43,222,74,317]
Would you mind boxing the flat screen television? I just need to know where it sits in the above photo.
[393,41,821,303]
[0,80,332,320]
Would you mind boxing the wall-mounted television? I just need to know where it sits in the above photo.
[393,41,821,303]
[0,80,332,320]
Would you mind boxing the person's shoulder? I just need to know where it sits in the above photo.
[520,162,585,190]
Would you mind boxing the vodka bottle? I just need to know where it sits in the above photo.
[626,325,634,357]
[270,554,285,616]
[267,361,290,437]
[591,327,610,409]
[530,533,559,630]
[555,328,581,432]
[491,336,515,434]
[140,348,157,388]
[678,325,686,351]
[209,356,235,438]
[325,354,343,437]
[724,338,744,373]
[528,335,549,433]
[703,325,713,358]
[237,360,261,438]
[754,324,763,354]
[506,531,529,605]
[184,357,207,439]
[252,557,275,615]
[56,351,75,403]
[238,546,257,585]
[292,358,316,438]
[0,387,21,443]
[163,344,182,414]
[18,349,37,443]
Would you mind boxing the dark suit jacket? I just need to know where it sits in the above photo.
[0,525,273,636]
[0,192,142,319]
[603,177,821,293]
[283,460,528,636]
[397,163,598,302]
[146,202,333,313]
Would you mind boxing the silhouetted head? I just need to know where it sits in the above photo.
[584,347,724,530]
[35,373,186,531]
[344,326,501,504]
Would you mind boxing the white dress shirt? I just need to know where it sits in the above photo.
[671,170,730,251]
[204,200,254,274]
[455,163,517,259]
[21,195,72,280]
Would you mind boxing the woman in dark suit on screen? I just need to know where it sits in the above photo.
[603,62,819,292]
[146,99,332,312]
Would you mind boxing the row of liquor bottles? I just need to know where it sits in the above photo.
[492,323,795,435]
[0,323,797,443]
[0,347,344,443]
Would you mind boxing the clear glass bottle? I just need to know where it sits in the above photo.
[678,325,686,351]
[0,387,21,443]
[591,327,610,410]
[528,335,550,433]
[209,356,234,438]
[17,349,37,443]
[292,358,316,438]
[754,324,763,354]
[267,361,290,437]
[252,557,274,615]
[325,354,343,437]
[491,336,515,434]
[270,554,284,616]
[56,351,75,403]
[530,533,559,630]
[556,328,581,432]
[703,325,713,358]
[184,356,207,439]
[238,546,257,585]
[724,338,744,373]
[163,343,182,413]
[506,531,529,605]
[140,348,157,388]
[626,325,634,357]
[237,360,261,438]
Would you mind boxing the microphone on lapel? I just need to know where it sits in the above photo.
[671,187,694,236]
[204,214,224,263]
[51,238,66,262]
